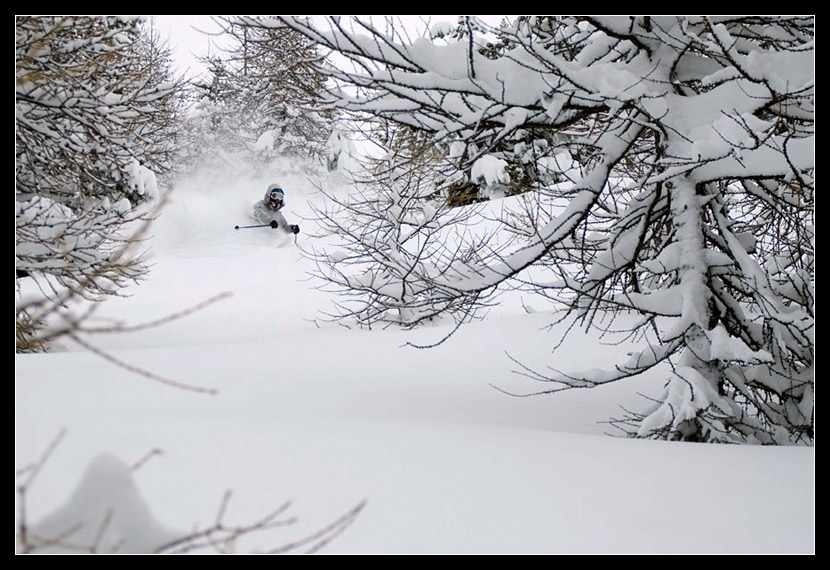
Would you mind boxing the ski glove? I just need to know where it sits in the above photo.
[270,220,279,229]
[291,224,300,234]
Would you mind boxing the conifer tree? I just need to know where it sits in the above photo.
[16,16,185,350]
[274,16,815,444]
[183,17,333,173]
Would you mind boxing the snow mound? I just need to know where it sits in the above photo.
[28,454,183,554]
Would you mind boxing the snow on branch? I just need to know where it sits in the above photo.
[273,16,814,443]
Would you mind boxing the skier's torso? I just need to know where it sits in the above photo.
[252,201,291,232]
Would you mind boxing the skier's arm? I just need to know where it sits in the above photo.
[270,212,298,234]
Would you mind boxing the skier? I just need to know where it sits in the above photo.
[252,183,300,235]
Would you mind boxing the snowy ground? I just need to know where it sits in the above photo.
[15,164,815,554]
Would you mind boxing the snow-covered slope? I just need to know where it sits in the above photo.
[14,165,815,554]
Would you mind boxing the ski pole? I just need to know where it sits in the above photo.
[234,223,272,230]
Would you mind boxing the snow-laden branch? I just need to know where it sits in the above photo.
[281,16,814,443]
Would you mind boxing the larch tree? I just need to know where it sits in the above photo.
[272,16,814,445]
[15,16,185,351]
[181,17,333,174]
[306,119,502,328]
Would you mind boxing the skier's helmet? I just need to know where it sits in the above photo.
[266,184,284,209]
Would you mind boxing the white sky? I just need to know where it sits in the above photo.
[152,16,224,77]
[151,16,505,79]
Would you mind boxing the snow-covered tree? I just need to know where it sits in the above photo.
[15,16,185,350]
[16,16,182,204]
[275,16,814,444]
[307,122,498,328]
[426,18,587,206]
[181,17,333,174]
